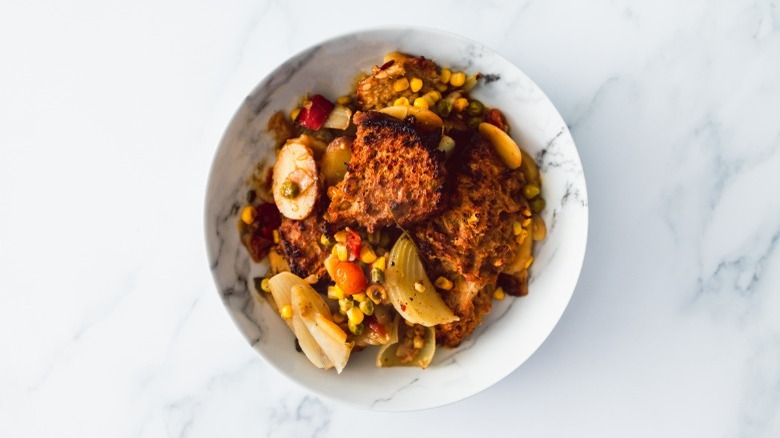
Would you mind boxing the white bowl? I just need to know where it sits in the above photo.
[205,27,588,411]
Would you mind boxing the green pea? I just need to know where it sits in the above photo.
[531,197,546,213]
[280,180,300,198]
[435,99,453,117]
[359,299,374,316]
[467,100,484,116]
[523,183,540,199]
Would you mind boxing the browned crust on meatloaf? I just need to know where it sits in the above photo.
[357,56,443,110]
[412,134,528,346]
[278,213,332,280]
[324,111,446,233]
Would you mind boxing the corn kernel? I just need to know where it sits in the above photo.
[434,82,448,92]
[347,306,364,324]
[272,229,280,244]
[332,312,346,323]
[410,77,423,92]
[413,97,429,109]
[359,299,374,316]
[359,245,377,264]
[440,68,452,84]
[336,95,351,105]
[513,221,523,236]
[467,213,479,226]
[524,256,535,269]
[413,335,425,349]
[372,256,387,271]
[523,208,532,218]
[260,278,271,293]
[334,230,347,243]
[240,206,256,224]
[453,97,468,112]
[450,71,466,87]
[352,292,367,302]
[348,320,364,335]
[280,304,293,319]
[493,287,505,301]
[424,90,441,103]
[320,233,332,247]
[290,107,301,121]
[333,243,348,262]
[522,218,532,228]
[517,229,528,244]
[434,276,453,291]
[393,77,410,92]
[394,97,410,106]
[327,285,345,300]
[414,281,426,293]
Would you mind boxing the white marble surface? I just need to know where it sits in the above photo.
[1,0,779,436]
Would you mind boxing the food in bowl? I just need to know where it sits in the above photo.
[236,52,546,373]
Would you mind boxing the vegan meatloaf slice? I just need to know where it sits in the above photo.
[324,111,446,233]
[278,213,332,281]
[412,133,529,347]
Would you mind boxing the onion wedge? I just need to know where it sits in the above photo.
[385,234,458,326]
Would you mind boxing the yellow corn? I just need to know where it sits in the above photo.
[327,285,345,300]
[320,233,332,247]
[240,206,256,224]
[290,107,301,121]
[440,68,452,84]
[352,292,367,302]
[336,95,351,105]
[435,82,448,92]
[359,245,377,264]
[524,256,534,269]
[280,304,293,319]
[260,278,271,293]
[333,243,348,262]
[424,90,442,103]
[450,71,466,87]
[512,221,523,236]
[373,256,387,271]
[414,281,426,293]
[517,228,528,244]
[522,217,532,228]
[347,306,364,325]
[272,229,280,244]
[393,77,410,92]
[410,77,423,92]
[394,97,410,106]
[413,335,425,349]
[334,230,347,243]
[523,208,532,217]
[434,276,453,291]
[332,312,346,323]
[453,97,468,112]
[413,97,429,109]
[493,287,505,301]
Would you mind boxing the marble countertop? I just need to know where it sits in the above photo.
[2,0,778,436]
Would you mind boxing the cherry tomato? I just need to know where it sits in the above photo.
[333,261,367,295]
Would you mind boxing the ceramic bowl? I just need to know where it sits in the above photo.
[205,27,588,411]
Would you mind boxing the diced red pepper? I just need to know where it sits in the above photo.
[345,229,362,261]
[254,202,282,240]
[296,94,335,130]
[239,202,281,262]
[485,108,504,130]
[365,316,386,338]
